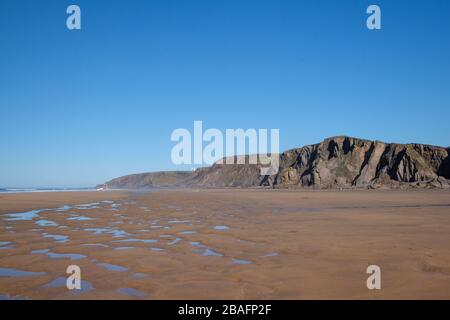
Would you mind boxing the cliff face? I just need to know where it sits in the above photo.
[99,137,450,190]
[271,137,450,189]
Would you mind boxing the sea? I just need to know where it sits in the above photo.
[0,188,96,194]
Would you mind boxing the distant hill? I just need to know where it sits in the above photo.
[98,136,450,190]
[98,171,192,189]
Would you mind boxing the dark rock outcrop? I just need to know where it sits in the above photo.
[99,136,450,190]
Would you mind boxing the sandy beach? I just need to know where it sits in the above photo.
[1,189,450,299]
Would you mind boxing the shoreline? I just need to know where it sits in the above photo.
[0,190,128,214]
[0,189,97,195]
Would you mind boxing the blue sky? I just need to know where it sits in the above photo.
[1,0,449,188]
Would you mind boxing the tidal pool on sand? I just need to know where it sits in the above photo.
[0,267,45,277]
[117,287,146,298]
[97,263,128,272]
[43,277,94,293]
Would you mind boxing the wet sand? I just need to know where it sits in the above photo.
[1,189,450,299]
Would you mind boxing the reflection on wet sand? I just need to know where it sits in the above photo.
[44,276,94,293]
[97,263,128,272]
[0,267,45,277]
[32,249,86,260]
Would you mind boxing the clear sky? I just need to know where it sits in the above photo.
[1,0,449,188]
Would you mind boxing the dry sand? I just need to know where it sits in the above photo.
[1,189,450,299]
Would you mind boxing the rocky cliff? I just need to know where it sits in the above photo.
[272,136,450,189]
[99,136,450,190]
